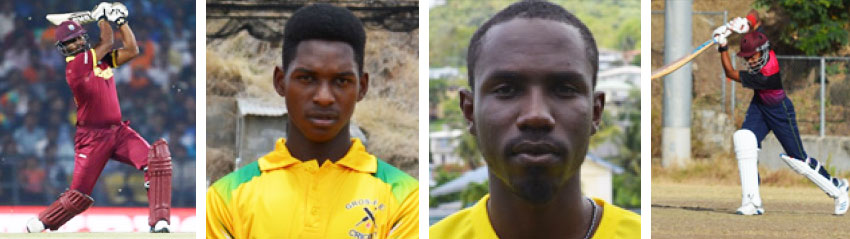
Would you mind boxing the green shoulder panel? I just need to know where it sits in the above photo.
[372,158,418,203]
[211,160,262,204]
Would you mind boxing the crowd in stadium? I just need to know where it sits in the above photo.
[0,0,196,207]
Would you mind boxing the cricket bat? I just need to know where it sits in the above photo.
[651,39,716,80]
[46,11,95,26]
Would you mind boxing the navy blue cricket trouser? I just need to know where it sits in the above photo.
[741,96,807,160]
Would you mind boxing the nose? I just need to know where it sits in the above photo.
[313,81,335,106]
[516,88,555,132]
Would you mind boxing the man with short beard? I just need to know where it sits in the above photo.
[430,1,640,238]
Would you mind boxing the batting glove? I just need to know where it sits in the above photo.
[713,25,731,46]
[91,2,111,21]
[727,17,750,34]
[107,2,129,26]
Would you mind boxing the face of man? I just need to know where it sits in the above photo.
[62,37,86,56]
[461,18,604,204]
[745,50,761,68]
[274,39,368,143]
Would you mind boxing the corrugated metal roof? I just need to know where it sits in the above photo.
[237,97,287,117]
[587,153,625,174]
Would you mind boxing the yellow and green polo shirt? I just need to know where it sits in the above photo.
[207,138,419,239]
[429,194,640,239]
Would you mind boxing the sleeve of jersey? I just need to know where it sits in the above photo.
[387,188,419,239]
[100,49,119,68]
[739,70,781,90]
[206,186,235,239]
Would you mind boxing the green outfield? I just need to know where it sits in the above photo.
[0,232,195,239]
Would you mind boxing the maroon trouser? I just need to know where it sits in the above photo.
[70,121,150,195]
[38,121,165,231]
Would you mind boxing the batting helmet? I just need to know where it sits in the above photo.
[738,31,770,74]
[55,20,90,57]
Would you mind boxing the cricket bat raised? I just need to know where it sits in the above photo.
[46,11,95,26]
[651,39,716,80]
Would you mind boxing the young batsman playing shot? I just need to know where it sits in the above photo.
[714,10,849,216]
[26,2,173,233]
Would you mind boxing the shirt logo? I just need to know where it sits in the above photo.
[346,198,385,239]
[94,65,113,79]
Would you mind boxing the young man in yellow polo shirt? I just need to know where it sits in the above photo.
[206,4,418,239]
[430,1,640,238]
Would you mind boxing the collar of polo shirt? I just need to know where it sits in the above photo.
[258,138,377,173]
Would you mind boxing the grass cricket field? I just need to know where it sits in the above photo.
[652,181,849,238]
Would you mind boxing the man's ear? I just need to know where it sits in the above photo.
[591,91,605,135]
[357,72,369,101]
[459,89,476,136]
[273,66,286,97]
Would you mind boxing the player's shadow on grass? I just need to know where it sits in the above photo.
[651,204,739,215]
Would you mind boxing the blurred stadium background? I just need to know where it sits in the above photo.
[0,0,196,232]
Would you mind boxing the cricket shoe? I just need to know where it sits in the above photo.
[26,218,45,233]
[150,220,170,233]
[735,202,764,216]
[835,178,849,215]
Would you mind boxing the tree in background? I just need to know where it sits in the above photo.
[429,0,640,68]
[429,79,449,110]
[454,133,482,169]
[429,167,463,207]
[460,181,489,208]
[755,0,849,55]
[611,90,641,208]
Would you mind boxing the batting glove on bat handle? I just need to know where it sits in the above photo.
[727,17,750,34]
[713,25,731,46]
[106,3,128,26]
[91,2,111,21]
[112,2,130,27]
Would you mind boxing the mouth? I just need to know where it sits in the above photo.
[509,141,564,165]
[305,111,339,127]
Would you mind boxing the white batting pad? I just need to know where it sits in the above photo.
[734,129,762,207]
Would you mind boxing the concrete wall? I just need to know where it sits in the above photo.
[759,135,850,172]
[236,115,288,168]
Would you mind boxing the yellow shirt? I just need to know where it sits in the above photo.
[207,138,419,239]
[429,194,640,239]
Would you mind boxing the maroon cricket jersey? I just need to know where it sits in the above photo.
[739,50,785,106]
[65,49,122,126]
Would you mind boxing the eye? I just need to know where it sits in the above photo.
[295,75,314,83]
[492,84,518,98]
[334,77,352,86]
[553,84,578,97]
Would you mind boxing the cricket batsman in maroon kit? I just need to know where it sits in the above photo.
[26,2,173,233]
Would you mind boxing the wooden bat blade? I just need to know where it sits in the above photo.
[46,11,93,26]
[46,13,73,25]
[651,39,716,80]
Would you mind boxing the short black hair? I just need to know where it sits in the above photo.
[466,0,598,88]
[282,3,366,74]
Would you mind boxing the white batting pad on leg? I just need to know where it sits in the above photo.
[779,154,843,198]
[835,179,848,215]
[734,129,762,209]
